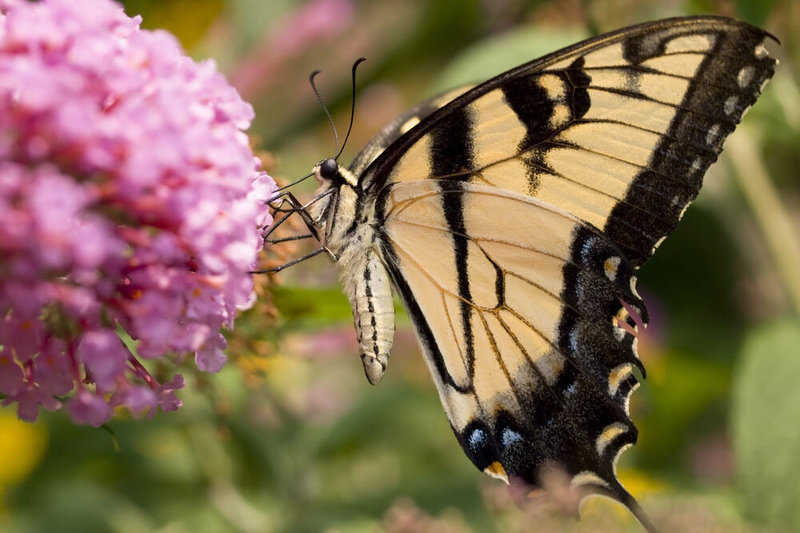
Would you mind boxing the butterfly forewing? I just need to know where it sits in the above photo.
[361,17,776,264]
[314,15,776,530]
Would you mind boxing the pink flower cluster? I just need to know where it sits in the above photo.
[0,0,274,425]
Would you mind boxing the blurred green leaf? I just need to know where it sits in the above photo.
[429,26,587,95]
[733,0,778,26]
[121,0,224,48]
[638,350,731,469]
[640,207,745,360]
[732,319,800,530]
[273,285,352,324]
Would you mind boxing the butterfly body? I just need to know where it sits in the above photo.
[303,16,776,530]
[310,163,396,384]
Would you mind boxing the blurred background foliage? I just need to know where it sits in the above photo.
[2,0,800,532]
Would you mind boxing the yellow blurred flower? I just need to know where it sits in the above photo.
[0,411,47,517]
[129,0,224,49]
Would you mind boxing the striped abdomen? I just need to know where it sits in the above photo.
[316,179,396,386]
[346,248,395,384]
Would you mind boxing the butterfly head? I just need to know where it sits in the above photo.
[313,158,357,187]
[318,158,339,180]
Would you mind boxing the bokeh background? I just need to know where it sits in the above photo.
[2,0,799,532]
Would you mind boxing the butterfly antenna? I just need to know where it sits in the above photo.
[271,172,314,197]
[309,69,339,156]
[335,57,367,160]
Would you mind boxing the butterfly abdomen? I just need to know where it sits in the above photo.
[313,167,397,385]
[339,242,396,385]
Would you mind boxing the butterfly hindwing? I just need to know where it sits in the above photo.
[379,178,647,503]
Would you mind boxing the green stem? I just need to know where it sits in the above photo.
[727,128,800,317]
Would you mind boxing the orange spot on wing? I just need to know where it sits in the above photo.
[484,461,509,483]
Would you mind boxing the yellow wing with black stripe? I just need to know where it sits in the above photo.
[306,15,777,531]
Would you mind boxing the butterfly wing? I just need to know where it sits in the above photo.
[381,179,648,513]
[346,15,775,525]
[348,84,476,176]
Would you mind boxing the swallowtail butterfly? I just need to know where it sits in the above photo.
[271,16,777,531]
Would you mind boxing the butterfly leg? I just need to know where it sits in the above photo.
[251,247,328,274]
[254,192,337,273]
[264,191,322,243]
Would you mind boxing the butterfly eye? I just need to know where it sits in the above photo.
[319,158,339,180]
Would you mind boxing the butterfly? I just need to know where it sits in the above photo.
[268,15,776,531]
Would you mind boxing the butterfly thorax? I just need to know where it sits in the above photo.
[309,169,353,253]
[311,160,396,385]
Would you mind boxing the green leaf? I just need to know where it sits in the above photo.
[428,26,587,95]
[731,319,800,530]
[272,285,353,324]
[733,0,777,27]
[637,349,731,467]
